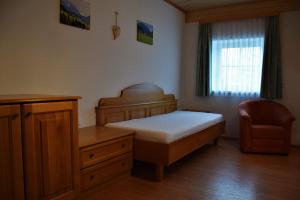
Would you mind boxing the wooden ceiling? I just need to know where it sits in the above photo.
[166,0,258,12]
[164,0,300,23]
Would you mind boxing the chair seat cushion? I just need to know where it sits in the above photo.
[251,125,285,139]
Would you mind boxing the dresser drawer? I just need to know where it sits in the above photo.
[80,136,133,169]
[80,153,132,191]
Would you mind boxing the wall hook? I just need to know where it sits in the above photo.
[112,11,121,40]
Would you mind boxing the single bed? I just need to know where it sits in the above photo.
[106,111,224,143]
[95,83,225,180]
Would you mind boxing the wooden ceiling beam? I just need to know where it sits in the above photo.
[186,0,300,23]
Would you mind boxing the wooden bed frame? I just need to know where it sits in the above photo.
[95,83,225,181]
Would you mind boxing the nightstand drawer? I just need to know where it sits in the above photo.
[80,136,133,169]
[80,153,132,191]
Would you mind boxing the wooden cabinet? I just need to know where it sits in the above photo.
[0,105,24,200]
[23,101,80,200]
[78,126,134,192]
[0,95,80,200]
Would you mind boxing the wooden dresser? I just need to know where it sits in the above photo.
[78,126,134,192]
[0,95,80,200]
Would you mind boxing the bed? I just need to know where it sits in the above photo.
[95,83,225,180]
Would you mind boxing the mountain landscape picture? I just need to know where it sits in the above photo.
[137,20,153,45]
[60,0,90,30]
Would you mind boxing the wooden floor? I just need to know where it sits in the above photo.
[84,139,300,200]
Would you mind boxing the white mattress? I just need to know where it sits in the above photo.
[106,111,224,143]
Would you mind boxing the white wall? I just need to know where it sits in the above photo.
[0,0,184,127]
[180,11,300,145]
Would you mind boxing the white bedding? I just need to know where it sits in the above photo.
[106,111,224,143]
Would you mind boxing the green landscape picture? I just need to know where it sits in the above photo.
[137,20,153,45]
[60,0,90,30]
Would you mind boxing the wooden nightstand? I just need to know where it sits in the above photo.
[78,126,134,192]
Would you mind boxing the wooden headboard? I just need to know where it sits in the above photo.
[96,83,177,126]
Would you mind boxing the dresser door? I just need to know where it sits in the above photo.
[0,105,24,200]
[22,101,80,200]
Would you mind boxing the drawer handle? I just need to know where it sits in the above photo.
[89,154,94,159]
[90,175,94,180]
[121,144,125,148]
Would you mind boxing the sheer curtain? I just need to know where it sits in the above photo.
[211,18,265,97]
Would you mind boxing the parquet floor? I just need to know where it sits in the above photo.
[85,139,300,200]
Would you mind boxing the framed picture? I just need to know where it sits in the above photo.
[60,0,90,30]
[137,20,153,45]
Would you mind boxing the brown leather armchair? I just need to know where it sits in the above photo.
[238,99,295,154]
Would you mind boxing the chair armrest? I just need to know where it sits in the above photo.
[239,110,252,123]
[279,114,296,125]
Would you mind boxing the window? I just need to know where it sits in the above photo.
[210,18,265,97]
